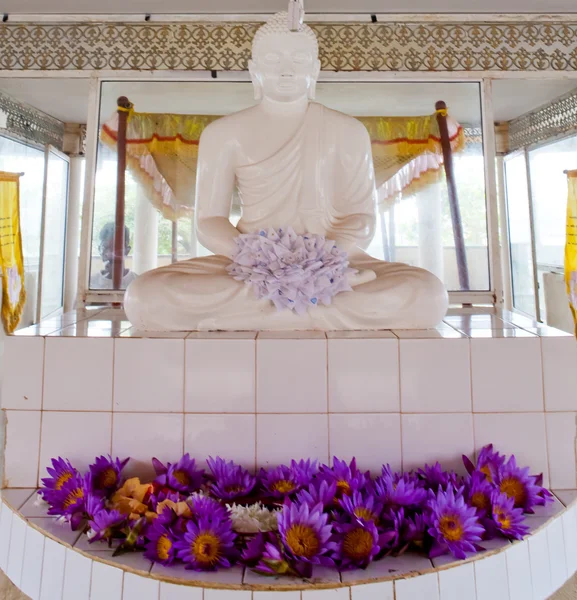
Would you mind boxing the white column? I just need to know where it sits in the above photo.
[63,156,84,312]
[417,181,444,281]
[132,195,158,275]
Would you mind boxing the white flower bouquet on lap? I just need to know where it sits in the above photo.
[227,227,356,313]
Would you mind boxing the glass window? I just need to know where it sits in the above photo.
[528,134,577,316]
[91,80,489,293]
[39,149,69,319]
[504,152,537,317]
[0,135,45,327]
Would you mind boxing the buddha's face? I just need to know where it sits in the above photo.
[250,33,320,103]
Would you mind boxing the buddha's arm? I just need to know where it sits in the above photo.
[195,123,239,258]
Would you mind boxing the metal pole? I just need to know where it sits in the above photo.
[436,100,470,291]
[113,96,132,289]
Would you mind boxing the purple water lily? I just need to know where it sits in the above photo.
[89,455,129,493]
[496,455,545,513]
[296,479,337,509]
[207,456,257,501]
[88,508,126,544]
[491,491,530,540]
[334,518,384,570]
[152,454,204,494]
[374,467,427,509]
[319,457,368,500]
[277,500,337,576]
[40,457,78,494]
[427,485,485,560]
[175,515,237,571]
[464,471,495,517]
[340,490,382,524]
[261,460,317,499]
[463,445,506,484]
[144,515,178,566]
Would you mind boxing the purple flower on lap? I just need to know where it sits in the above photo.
[152,454,204,494]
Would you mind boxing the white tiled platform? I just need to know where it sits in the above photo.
[0,488,575,600]
[2,307,576,489]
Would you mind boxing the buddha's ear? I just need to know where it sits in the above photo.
[308,58,321,100]
[248,59,263,101]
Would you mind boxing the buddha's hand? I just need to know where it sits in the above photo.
[349,268,377,288]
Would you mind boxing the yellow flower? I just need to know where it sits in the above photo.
[111,477,153,518]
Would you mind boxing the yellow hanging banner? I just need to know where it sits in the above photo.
[566,170,577,336]
[0,171,26,334]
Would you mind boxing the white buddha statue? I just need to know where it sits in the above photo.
[124,12,448,331]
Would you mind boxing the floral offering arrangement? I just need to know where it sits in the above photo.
[227,227,356,313]
[38,446,551,578]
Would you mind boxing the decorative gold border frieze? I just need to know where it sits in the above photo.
[1,21,577,72]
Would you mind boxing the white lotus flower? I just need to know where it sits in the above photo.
[227,502,279,534]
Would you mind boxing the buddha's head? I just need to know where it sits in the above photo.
[249,12,321,103]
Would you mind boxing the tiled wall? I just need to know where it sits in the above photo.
[2,317,577,489]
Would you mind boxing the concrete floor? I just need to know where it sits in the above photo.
[0,568,576,599]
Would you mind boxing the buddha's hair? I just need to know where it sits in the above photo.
[252,11,318,58]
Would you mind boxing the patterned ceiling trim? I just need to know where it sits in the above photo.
[508,87,577,150]
[1,21,577,72]
[0,90,64,149]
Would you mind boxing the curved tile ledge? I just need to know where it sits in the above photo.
[1,488,576,600]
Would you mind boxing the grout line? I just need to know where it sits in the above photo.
[326,337,331,462]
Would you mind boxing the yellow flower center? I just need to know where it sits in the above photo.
[494,508,512,531]
[63,487,84,509]
[438,515,464,542]
[343,527,374,560]
[98,468,118,488]
[470,492,490,512]
[225,485,245,495]
[479,465,493,483]
[336,480,352,497]
[285,524,320,558]
[156,534,173,561]
[172,470,190,486]
[191,532,221,566]
[500,477,527,507]
[354,507,377,523]
[271,480,296,494]
[55,471,73,491]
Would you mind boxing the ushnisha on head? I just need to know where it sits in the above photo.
[249,11,321,103]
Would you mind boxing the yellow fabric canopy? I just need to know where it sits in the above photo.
[101,109,464,221]
[0,171,26,334]
[566,170,577,336]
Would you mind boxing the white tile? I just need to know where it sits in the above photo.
[395,572,440,600]
[439,562,476,600]
[506,540,533,600]
[547,517,569,594]
[563,507,577,576]
[542,336,577,411]
[4,410,41,487]
[160,582,203,600]
[151,563,243,585]
[257,338,327,413]
[254,593,301,600]
[122,572,159,600]
[90,561,124,600]
[471,337,543,413]
[0,502,13,571]
[44,338,113,411]
[257,414,329,467]
[112,413,183,481]
[40,412,112,480]
[554,490,577,507]
[62,549,92,600]
[204,590,252,600]
[393,328,465,339]
[28,518,82,547]
[258,331,326,339]
[185,338,255,413]
[328,338,399,412]
[185,414,255,469]
[2,488,36,510]
[402,414,474,474]
[474,552,510,600]
[302,589,350,600]
[546,413,577,489]
[21,525,45,600]
[113,338,184,412]
[474,413,549,487]
[329,414,401,473]
[6,515,26,587]
[350,581,394,600]
[39,538,66,600]
[528,529,552,600]
[1,336,44,410]
[342,553,433,582]
[399,339,471,413]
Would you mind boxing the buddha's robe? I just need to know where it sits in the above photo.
[124,103,448,331]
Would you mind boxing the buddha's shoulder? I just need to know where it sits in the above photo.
[315,103,370,140]
[199,106,259,140]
